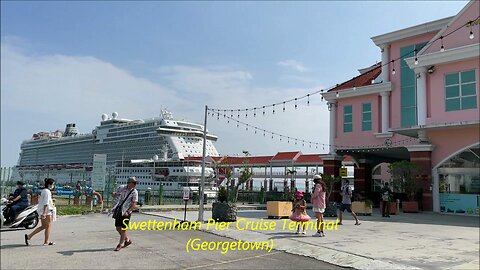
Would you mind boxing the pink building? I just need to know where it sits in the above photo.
[322,1,479,215]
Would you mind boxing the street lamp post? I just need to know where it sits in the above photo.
[198,105,208,222]
[153,155,159,205]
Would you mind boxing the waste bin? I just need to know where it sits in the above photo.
[145,189,151,205]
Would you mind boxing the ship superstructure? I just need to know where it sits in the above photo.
[13,110,219,184]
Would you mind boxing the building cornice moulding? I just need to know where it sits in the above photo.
[406,144,435,152]
[322,82,392,102]
[405,43,480,69]
[371,17,452,46]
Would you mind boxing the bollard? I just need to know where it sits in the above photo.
[73,196,80,205]
[86,196,92,206]
[396,199,400,215]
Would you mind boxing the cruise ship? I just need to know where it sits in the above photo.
[114,157,218,198]
[12,110,220,189]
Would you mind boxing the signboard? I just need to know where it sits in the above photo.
[340,167,348,177]
[92,154,107,191]
[183,188,190,201]
[440,193,479,215]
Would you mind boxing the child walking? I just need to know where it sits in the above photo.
[289,191,310,234]
[311,175,327,237]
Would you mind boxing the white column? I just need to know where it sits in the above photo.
[329,101,337,154]
[416,67,427,126]
[381,44,390,83]
[380,92,390,133]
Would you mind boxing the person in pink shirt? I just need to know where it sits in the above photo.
[311,175,326,237]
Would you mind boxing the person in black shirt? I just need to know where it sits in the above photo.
[381,182,392,217]
[6,181,29,224]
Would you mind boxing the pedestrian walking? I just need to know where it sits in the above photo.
[25,178,56,246]
[381,182,392,217]
[311,175,326,237]
[111,177,138,251]
[338,180,360,225]
[290,191,310,235]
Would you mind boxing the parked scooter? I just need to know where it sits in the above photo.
[0,198,39,229]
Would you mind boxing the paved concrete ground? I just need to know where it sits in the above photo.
[147,208,480,270]
[0,214,341,270]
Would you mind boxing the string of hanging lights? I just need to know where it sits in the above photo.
[210,110,418,151]
[207,17,478,114]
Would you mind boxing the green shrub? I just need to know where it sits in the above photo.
[218,186,228,203]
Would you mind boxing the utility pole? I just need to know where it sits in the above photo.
[198,105,208,222]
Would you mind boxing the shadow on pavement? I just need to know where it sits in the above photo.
[0,244,27,249]
[58,248,113,256]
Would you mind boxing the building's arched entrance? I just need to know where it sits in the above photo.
[433,143,480,215]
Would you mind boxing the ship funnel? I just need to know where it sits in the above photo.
[64,123,78,137]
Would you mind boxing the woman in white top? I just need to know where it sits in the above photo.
[25,178,56,246]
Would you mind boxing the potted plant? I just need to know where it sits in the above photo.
[212,151,254,221]
[389,161,420,213]
[352,198,373,215]
[321,173,342,217]
[212,186,237,222]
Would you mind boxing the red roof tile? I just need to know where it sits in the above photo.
[329,64,382,92]
[271,151,302,161]
[296,154,323,164]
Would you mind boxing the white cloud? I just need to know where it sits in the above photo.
[1,40,330,167]
[277,59,308,72]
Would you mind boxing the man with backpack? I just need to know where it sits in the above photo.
[338,180,360,225]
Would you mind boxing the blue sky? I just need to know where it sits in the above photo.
[1,1,468,167]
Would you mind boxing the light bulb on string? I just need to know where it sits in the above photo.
[391,60,396,75]
[263,106,265,115]
[307,94,310,106]
[217,113,220,120]
[246,125,248,131]
[254,128,257,134]
[469,21,474,39]
[283,102,285,112]
[263,130,265,136]
[272,104,275,114]
[336,92,339,98]
[295,98,298,109]
[231,110,233,118]
[254,108,256,117]
[320,90,324,101]
[237,109,240,118]
[245,109,248,118]
[440,36,445,52]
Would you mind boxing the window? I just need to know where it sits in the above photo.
[400,42,426,127]
[445,70,477,111]
[343,105,353,132]
[362,103,372,131]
